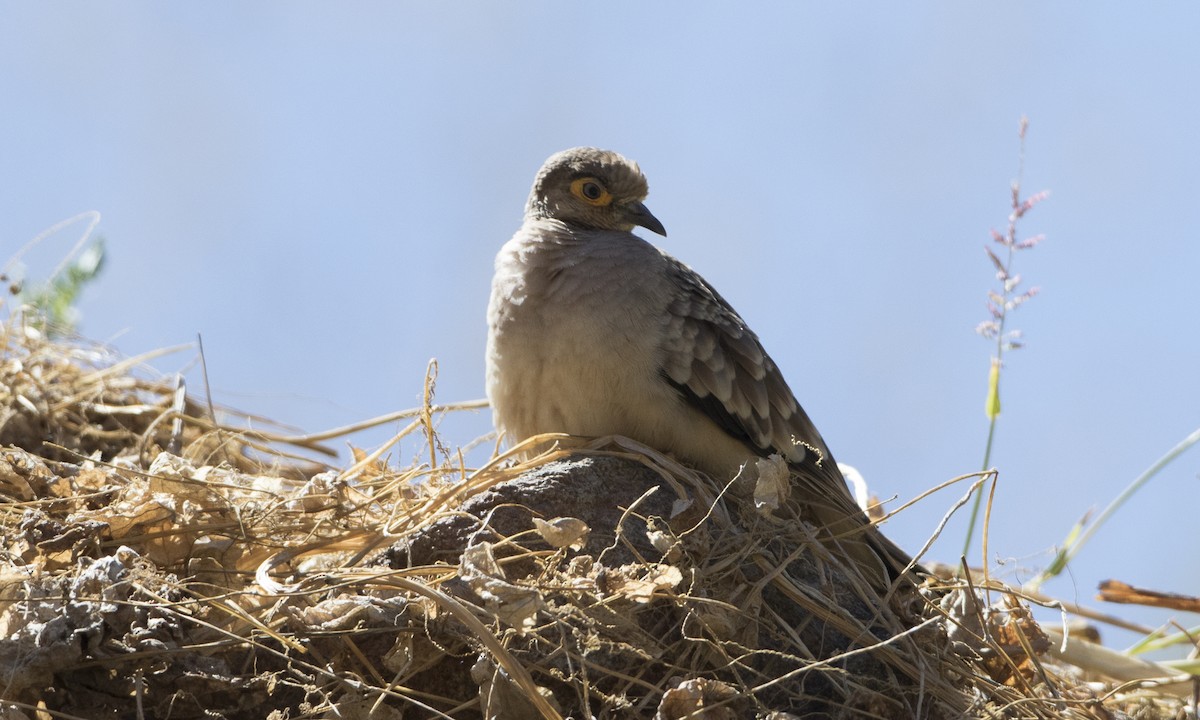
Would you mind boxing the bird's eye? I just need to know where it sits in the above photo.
[570,177,613,206]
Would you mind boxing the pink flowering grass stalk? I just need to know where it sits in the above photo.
[962,117,1048,562]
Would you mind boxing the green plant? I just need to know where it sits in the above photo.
[1028,426,1200,591]
[20,238,106,336]
[963,117,1047,560]
[4,211,106,337]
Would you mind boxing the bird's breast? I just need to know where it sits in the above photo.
[487,231,676,445]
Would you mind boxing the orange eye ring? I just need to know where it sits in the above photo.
[570,177,613,206]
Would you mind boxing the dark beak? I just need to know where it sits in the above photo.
[625,201,667,237]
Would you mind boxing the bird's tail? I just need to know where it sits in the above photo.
[791,467,923,594]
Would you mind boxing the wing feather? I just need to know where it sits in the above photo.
[656,254,919,585]
[659,256,831,467]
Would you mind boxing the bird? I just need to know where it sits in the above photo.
[485,147,916,589]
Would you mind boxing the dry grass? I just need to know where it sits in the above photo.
[0,315,1193,719]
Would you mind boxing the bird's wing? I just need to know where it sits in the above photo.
[657,255,833,471]
[657,254,917,584]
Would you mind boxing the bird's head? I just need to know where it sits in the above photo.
[525,147,667,236]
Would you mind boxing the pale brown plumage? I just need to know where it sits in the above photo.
[486,147,916,589]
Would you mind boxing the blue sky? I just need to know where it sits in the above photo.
[4,4,1198,648]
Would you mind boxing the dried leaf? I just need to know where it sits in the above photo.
[610,563,683,604]
[940,587,988,659]
[1098,579,1200,612]
[752,454,789,514]
[459,543,544,632]
[382,633,413,675]
[473,657,559,720]
[646,523,682,563]
[297,595,408,632]
[349,445,390,480]
[983,598,1052,686]
[656,678,740,719]
[669,497,694,519]
[532,516,589,551]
